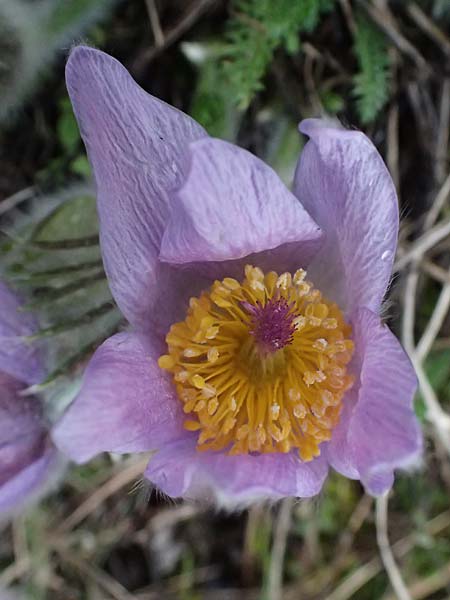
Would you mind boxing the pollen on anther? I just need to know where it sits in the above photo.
[276,272,292,290]
[203,326,218,340]
[184,347,201,358]
[201,384,217,399]
[304,371,316,386]
[208,398,219,415]
[293,404,307,419]
[293,268,306,284]
[313,338,328,351]
[175,370,189,383]
[271,403,281,419]
[195,399,206,411]
[192,374,206,389]
[207,347,219,363]
[288,388,301,402]
[158,354,175,369]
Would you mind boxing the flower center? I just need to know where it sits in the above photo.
[244,296,297,355]
[158,265,354,461]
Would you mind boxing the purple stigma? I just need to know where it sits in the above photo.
[243,297,298,354]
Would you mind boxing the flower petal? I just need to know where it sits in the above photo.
[327,308,422,495]
[294,119,398,313]
[0,372,44,447]
[0,372,57,515]
[51,332,186,463]
[0,445,57,516]
[160,138,322,274]
[145,437,328,504]
[66,46,207,328]
[0,282,44,385]
[323,387,359,479]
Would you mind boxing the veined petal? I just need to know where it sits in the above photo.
[0,445,57,516]
[145,437,329,504]
[66,46,207,329]
[0,282,44,385]
[52,332,186,463]
[323,387,359,479]
[0,372,57,515]
[294,119,398,314]
[160,138,322,274]
[327,308,422,495]
[0,372,44,446]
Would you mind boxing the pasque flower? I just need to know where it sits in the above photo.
[0,282,57,515]
[53,47,422,504]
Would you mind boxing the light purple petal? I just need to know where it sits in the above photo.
[0,372,44,448]
[0,445,56,515]
[0,282,44,385]
[293,119,398,314]
[323,387,359,479]
[327,308,422,495]
[0,372,56,515]
[160,138,322,274]
[145,437,329,503]
[52,332,187,463]
[66,46,207,329]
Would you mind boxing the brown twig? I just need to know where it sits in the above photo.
[133,0,218,73]
[0,186,35,216]
[394,219,450,272]
[420,259,450,286]
[425,171,450,231]
[387,101,400,192]
[402,267,450,455]
[407,3,450,58]
[435,78,450,185]
[325,509,450,600]
[416,266,450,361]
[376,494,411,600]
[361,0,429,73]
[267,498,294,600]
[384,560,450,600]
[145,0,165,47]
[55,457,149,534]
[57,548,136,600]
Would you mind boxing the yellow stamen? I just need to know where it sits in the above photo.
[159,265,354,461]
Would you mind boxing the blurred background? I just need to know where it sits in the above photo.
[1,0,450,598]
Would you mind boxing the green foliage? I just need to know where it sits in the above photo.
[1,187,120,389]
[188,43,240,139]
[221,0,335,109]
[320,90,345,114]
[45,0,112,37]
[56,97,92,176]
[352,13,390,123]
[57,98,81,155]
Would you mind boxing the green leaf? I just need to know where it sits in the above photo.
[217,0,336,109]
[32,193,98,242]
[70,155,91,177]
[352,13,390,123]
[320,90,345,114]
[45,0,113,37]
[57,98,81,154]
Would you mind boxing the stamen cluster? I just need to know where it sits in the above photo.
[158,265,354,461]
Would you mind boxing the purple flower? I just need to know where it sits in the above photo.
[52,47,422,504]
[0,282,57,516]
